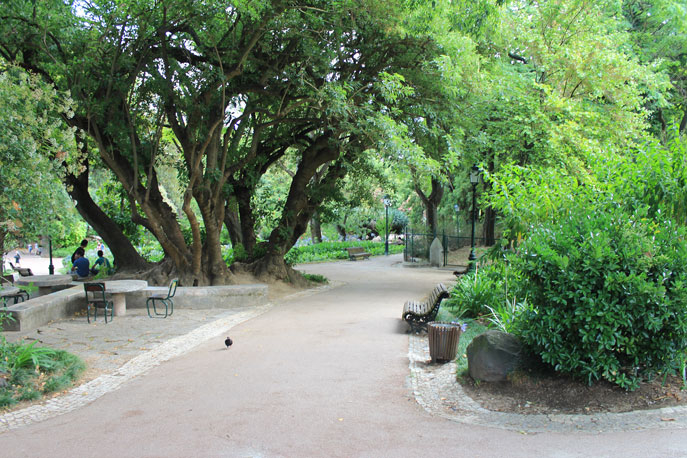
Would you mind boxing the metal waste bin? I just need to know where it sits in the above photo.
[428,322,462,363]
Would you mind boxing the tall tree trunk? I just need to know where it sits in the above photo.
[62,161,150,272]
[483,206,496,246]
[415,177,444,236]
[223,198,243,248]
[236,185,257,255]
[245,136,345,281]
[310,211,322,244]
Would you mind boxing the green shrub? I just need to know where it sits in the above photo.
[0,335,85,408]
[510,203,687,390]
[285,240,403,265]
[302,273,328,283]
[444,264,509,318]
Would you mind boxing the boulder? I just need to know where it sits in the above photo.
[467,330,524,382]
[429,237,443,267]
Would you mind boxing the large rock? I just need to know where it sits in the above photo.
[467,330,524,382]
[429,237,443,267]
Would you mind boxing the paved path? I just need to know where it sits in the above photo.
[1,255,687,457]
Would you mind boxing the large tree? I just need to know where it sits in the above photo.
[0,0,438,284]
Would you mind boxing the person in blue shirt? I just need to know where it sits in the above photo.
[71,248,90,277]
[90,250,111,275]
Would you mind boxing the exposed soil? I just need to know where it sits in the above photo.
[459,368,687,415]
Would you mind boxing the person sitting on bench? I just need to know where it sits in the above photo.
[71,248,90,278]
[90,250,111,276]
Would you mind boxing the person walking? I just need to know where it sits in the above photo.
[13,251,20,266]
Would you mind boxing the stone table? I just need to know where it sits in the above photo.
[104,280,148,316]
[15,274,74,296]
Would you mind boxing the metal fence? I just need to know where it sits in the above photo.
[403,227,494,267]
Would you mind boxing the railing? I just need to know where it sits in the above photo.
[403,227,499,267]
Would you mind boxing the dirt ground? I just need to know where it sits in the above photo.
[459,367,687,415]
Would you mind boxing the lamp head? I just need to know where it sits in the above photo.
[470,164,480,184]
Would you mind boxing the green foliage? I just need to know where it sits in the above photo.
[301,273,328,284]
[284,241,403,265]
[92,179,144,246]
[0,331,85,408]
[0,63,79,254]
[594,131,687,224]
[444,264,509,318]
[484,297,532,334]
[509,201,687,390]
[375,209,409,236]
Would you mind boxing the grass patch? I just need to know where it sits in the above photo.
[302,273,328,284]
[0,339,85,409]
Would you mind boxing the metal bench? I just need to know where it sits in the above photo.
[1,274,29,305]
[402,283,450,333]
[346,247,371,261]
[9,263,33,276]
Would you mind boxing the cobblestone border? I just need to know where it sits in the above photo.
[408,333,687,433]
[0,284,331,433]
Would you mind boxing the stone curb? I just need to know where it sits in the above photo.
[408,333,687,433]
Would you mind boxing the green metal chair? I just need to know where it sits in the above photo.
[1,275,29,304]
[84,282,114,323]
[146,278,178,318]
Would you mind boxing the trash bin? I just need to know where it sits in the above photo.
[428,322,462,363]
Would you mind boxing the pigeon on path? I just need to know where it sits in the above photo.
[225,337,233,349]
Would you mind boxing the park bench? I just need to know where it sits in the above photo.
[8,262,33,276]
[402,283,450,333]
[346,247,371,261]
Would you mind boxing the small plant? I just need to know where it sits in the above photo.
[302,273,328,283]
[485,297,531,333]
[444,264,509,318]
[0,312,85,408]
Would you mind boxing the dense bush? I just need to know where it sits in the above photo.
[509,203,687,390]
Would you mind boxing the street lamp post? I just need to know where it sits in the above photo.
[48,237,54,275]
[383,195,391,256]
[468,165,480,271]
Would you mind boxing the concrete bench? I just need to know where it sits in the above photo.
[3,286,87,331]
[2,284,269,332]
[125,284,268,309]
[346,247,371,261]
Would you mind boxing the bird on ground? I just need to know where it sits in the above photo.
[225,337,233,349]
